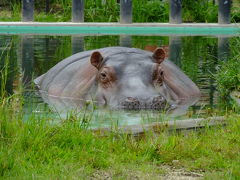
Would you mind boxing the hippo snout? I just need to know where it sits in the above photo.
[120,96,167,110]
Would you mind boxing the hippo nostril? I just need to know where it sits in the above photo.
[151,95,167,110]
[121,97,140,110]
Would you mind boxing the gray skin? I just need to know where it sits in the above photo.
[35,47,200,112]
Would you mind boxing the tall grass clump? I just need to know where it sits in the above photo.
[0,0,21,21]
[0,44,12,99]
[232,0,240,23]
[182,0,217,22]
[0,55,9,99]
[133,0,168,22]
[35,0,71,22]
[216,56,240,97]
[0,39,19,98]
[85,0,119,22]
[215,39,240,98]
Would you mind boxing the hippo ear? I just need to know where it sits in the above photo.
[90,51,103,69]
[152,48,166,64]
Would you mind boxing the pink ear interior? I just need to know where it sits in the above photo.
[152,48,166,64]
[90,51,103,69]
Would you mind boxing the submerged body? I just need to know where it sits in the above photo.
[35,47,200,112]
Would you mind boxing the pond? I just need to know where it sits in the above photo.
[0,34,234,129]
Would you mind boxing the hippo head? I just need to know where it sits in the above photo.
[90,48,168,110]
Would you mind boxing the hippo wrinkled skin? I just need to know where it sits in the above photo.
[35,47,200,112]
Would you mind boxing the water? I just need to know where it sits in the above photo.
[0,34,233,129]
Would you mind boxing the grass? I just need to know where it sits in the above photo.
[182,0,217,23]
[0,0,239,23]
[215,38,240,112]
[0,94,240,179]
[216,57,240,99]
[216,49,240,98]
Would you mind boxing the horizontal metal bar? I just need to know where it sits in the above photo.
[0,22,238,28]
[0,23,239,36]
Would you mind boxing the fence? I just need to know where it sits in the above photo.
[22,0,232,24]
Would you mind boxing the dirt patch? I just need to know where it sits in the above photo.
[162,165,203,180]
[90,165,203,180]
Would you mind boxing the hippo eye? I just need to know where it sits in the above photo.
[158,70,164,81]
[152,65,164,86]
[99,67,117,87]
[160,70,164,76]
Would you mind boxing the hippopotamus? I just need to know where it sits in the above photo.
[34,47,200,112]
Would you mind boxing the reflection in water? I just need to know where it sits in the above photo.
[0,35,17,95]
[0,35,233,128]
[119,35,132,47]
[71,35,84,54]
[218,37,230,62]
[21,35,34,86]
[169,36,182,66]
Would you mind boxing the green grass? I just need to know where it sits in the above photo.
[0,92,240,179]
[216,55,240,98]
[215,38,240,111]
[182,0,217,23]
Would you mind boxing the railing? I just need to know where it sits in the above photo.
[22,0,232,24]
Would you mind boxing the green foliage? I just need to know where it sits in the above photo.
[85,0,119,22]
[216,57,240,97]
[0,51,9,99]
[10,2,21,21]
[36,0,72,22]
[0,39,18,98]
[133,0,169,22]
[182,0,218,22]
[0,0,240,23]
[215,39,240,98]
[231,1,240,23]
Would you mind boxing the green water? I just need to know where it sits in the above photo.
[0,34,234,128]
